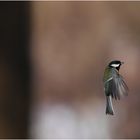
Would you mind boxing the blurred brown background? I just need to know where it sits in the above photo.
[0,1,140,139]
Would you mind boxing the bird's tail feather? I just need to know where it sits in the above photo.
[106,96,114,115]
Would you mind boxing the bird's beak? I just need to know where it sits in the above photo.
[121,61,124,64]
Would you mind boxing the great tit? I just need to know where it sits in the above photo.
[103,60,128,115]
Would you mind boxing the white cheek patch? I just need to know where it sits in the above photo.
[111,64,120,67]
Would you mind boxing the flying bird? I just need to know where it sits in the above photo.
[103,60,128,115]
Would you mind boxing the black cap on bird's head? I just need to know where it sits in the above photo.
[108,60,124,71]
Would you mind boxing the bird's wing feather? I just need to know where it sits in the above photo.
[105,68,128,100]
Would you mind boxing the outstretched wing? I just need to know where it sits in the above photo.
[105,68,128,100]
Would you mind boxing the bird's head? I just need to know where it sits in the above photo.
[108,60,124,71]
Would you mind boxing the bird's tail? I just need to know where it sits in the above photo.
[106,96,114,115]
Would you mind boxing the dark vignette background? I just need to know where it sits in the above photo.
[0,2,30,138]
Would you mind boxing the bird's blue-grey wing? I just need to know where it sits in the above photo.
[104,75,118,99]
[115,75,128,97]
[105,68,128,100]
